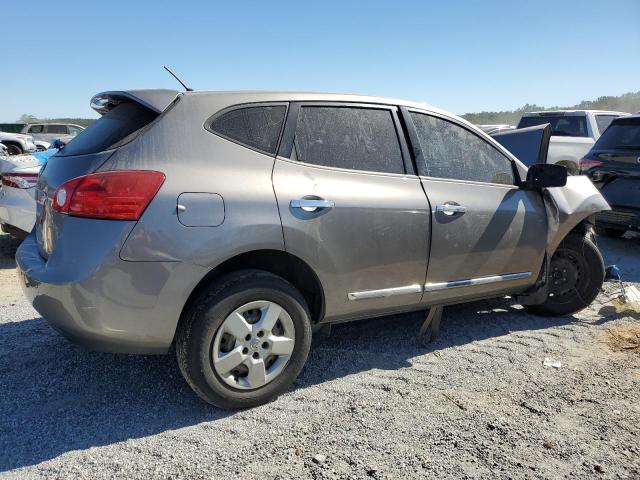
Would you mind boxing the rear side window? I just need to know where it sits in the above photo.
[58,102,158,157]
[595,115,620,135]
[517,115,588,137]
[209,105,287,155]
[28,125,44,133]
[47,125,67,134]
[294,106,404,174]
[410,112,514,185]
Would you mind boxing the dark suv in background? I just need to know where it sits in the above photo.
[581,115,640,237]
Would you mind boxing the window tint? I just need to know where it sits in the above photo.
[594,119,640,150]
[47,124,67,134]
[57,102,158,157]
[410,112,514,185]
[517,115,588,137]
[210,105,286,155]
[294,107,404,174]
[28,125,44,133]
[595,115,619,135]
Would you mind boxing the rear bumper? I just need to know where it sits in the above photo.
[16,228,208,354]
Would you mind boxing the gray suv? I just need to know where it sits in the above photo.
[17,90,609,408]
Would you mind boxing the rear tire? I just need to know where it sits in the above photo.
[524,234,604,317]
[595,226,627,238]
[176,270,312,409]
[4,143,22,156]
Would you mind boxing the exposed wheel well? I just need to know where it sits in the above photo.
[178,250,325,331]
[1,141,23,154]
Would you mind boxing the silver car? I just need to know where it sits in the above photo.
[17,89,609,408]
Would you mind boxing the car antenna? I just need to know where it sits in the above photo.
[163,65,193,92]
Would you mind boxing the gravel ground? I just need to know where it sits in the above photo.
[0,232,639,479]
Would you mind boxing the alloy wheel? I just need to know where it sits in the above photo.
[211,300,295,390]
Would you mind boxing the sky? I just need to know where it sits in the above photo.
[1,0,639,122]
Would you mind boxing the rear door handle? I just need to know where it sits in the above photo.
[290,198,335,212]
[435,203,466,216]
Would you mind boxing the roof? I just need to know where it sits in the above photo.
[522,110,630,116]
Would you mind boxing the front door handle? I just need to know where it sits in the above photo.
[435,203,466,216]
[290,198,335,212]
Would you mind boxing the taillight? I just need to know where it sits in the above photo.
[1,172,39,189]
[52,170,165,220]
[579,158,604,173]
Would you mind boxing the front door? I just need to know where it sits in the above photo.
[273,103,430,322]
[404,109,548,304]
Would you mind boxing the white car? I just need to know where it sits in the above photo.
[0,160,40,237]
[0,131,37,155]
[517,110,628,174]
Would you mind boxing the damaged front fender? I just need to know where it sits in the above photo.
[544,175,610,256]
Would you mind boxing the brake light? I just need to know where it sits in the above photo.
[579,158,604,173]
[1,172,39,189]
[52,170,165,220]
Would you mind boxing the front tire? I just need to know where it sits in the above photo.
[4,143,22,156]
[176,270,312,409]
[524,234,604,317]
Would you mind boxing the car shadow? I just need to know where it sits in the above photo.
[598,231,640,283]
[0,297,615,472]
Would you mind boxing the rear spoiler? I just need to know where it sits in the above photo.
[90,89,180,115]
[492,124,552,167]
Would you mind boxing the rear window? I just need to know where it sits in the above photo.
[209,105,287,155]
[518,115,589,137]
[594,120,640,150]
[58,102,158,157]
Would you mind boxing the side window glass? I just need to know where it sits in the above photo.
[209,105,287,155]
[294,106,404,174]
[595,115,618,135]
[28,125,44,133]
[46,124,67,134]
[68,126,83,136]
[410,112,514,185]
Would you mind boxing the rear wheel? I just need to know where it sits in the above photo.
[4,143,22,156]
[176,270,312,409]
[524,234,604,317]
[595,226,627,238]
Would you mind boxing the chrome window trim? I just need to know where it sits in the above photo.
[424,272,532,292]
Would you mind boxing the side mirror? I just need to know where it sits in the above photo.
[524,163,567,189]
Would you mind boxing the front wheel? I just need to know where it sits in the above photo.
[176,270,312,409]
[524,234,604,317]
[4,143,22,156]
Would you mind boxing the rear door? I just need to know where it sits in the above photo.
[273,103,430,322]
[403,109,547,304]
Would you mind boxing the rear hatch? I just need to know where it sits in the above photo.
[582,116,640,209]
[35,89,178,258]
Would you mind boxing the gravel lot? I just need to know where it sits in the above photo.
[0,232,639,479]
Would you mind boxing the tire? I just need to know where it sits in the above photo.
[36,145,47,152]
[176,269,312,409]
[595,226,627,238]
[524,233,604,317]
[4,143,22,156]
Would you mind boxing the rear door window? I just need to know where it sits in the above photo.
[57,102,158,157]
[293,106,405,174]
[209,105,287,155]
[46,124,68,134]
[410,112,514,185]
[595,115,620,135]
